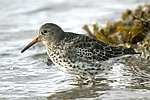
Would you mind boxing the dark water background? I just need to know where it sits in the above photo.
[0,0,150,100]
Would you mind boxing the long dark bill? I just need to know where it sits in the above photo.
[21,36,41,53]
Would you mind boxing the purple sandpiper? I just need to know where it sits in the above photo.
[21,23,140,82]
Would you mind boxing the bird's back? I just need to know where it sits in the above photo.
[62,32,140,62]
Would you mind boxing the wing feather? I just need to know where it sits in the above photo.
[64,32,138,62]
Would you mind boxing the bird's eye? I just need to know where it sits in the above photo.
[44,30,47,33]
[41,30,47,35]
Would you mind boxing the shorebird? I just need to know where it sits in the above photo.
[21,23,140,82]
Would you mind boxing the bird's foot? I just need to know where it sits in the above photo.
[75,76,96,85]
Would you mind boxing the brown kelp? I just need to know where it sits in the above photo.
[83,4,150,59]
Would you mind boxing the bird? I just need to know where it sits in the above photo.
[21,23,141,82]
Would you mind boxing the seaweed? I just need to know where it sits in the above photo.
[83,4,150,58]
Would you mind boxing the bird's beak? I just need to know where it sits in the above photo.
[21,36,41,53]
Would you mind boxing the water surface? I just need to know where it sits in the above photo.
[0,0,150,100]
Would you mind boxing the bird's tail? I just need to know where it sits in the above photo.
[106,47,141,63]
[122,48,141,55]
[107,46,141,58]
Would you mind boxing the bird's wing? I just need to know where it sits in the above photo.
[66,34,136,62]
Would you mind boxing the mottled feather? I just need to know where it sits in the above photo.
[63,32,139,62]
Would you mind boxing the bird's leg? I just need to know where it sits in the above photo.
[85,76,96,83]
[75,75,87,84]
[76,75,87,81]
[76,75,96,84]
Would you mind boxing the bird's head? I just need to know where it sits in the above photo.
[21,23,64,53]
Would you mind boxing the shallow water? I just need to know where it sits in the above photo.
[0,0,150,100]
